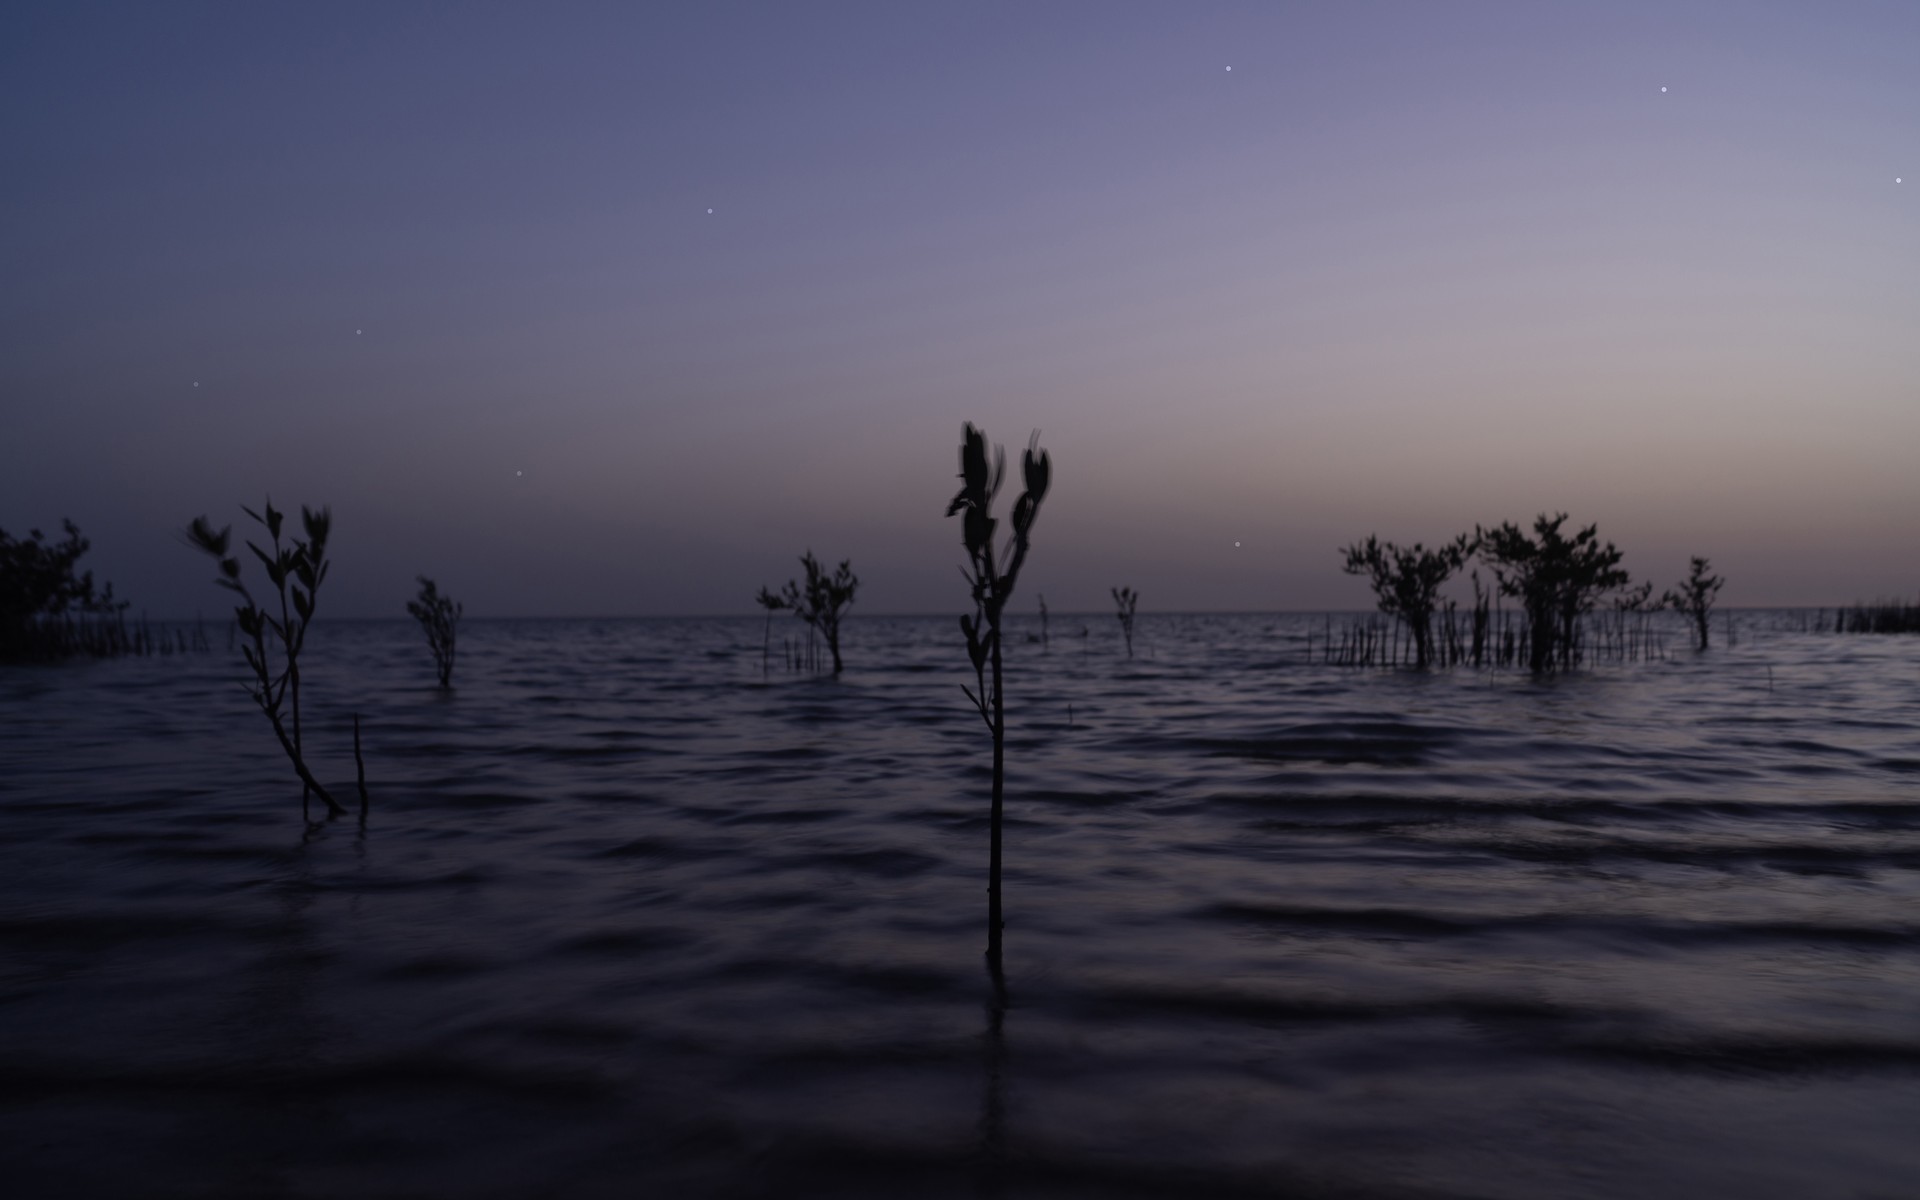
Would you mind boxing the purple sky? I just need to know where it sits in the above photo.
[4,2,1915,617]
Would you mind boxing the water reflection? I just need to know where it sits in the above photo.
[976,956,1009,1199]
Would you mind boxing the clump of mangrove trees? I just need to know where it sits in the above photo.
[1,520,133,662]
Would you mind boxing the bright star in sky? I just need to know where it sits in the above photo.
[1660,86,1667,93]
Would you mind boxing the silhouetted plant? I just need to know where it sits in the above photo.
[1602,580,1658,661]
[1340,534,1472,669]
[184,500,345,819]
[1,520,133,661]
[406,576,462,688]
[1468,570,1491,666]
[949,424,1050,971]
[1477,513,1630,672]
[1111,586,1139,658]
[758,551,858,675]
[1661,557,1723,651]
[755,587,783,676]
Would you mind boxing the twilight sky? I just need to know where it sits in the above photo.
[4,1,1915,618]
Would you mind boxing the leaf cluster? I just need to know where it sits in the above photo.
[948,425,1050,727]
[186,501,330,677]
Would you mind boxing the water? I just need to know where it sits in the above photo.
[3,612,1918,1198]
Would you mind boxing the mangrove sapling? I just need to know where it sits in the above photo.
[949,424,1050,971]
[185,501,346,819]
[1662,557,1724,652]
[1340,534,1472,669]
[758,552,858,675]
[407,576,463,688]
[1111,587,1139,658]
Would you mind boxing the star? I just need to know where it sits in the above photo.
[1225,66,1231,72]
[707,208,714,214]
[515,470,524,477]
[192,381,199,388]
[1233,541,1242,548]
[356,329,363,335]
[1660,86,1667,93]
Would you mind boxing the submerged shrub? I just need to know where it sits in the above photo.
[407,576,463,688]
[948,424,1050,971]
[1477,513,1630,673]
[1339,535,1471,669]
[185,500,347,820]
[758,552,858,675]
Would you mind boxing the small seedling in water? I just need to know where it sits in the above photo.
[185,500,344,819]
[949,424,1050,973]
[758,552,858,674]
[407,576,463,688]
[1662,556,1724,652]
[1111,586,1139,658]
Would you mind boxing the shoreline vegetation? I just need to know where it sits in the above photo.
[1837,599,1920,634]
[1,519,210,662]
[0,451,1910,818]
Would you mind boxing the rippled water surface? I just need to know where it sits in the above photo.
[4,613,1918,1198]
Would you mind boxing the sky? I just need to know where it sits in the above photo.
[3,1,1916,618]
